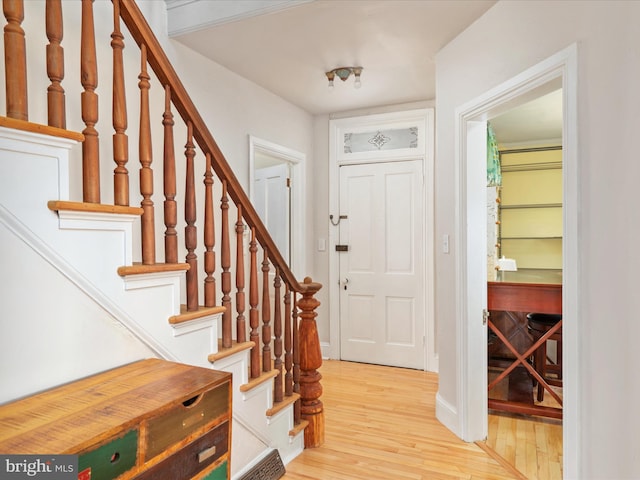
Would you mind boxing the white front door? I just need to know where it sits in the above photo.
[339,159,425,369]
[254,163,290,264]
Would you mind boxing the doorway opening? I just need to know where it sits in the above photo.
[454,45,578,477]
[485,88,564,478]
[249,136,305,277]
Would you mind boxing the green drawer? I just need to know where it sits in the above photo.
[78,429,138,480]
[145,381,229,460]
[201,460,228,480]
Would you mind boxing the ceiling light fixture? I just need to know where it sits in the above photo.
[326,67,363,90]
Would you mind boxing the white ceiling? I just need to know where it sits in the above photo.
[490,88,563,146]
[165,0,563,145]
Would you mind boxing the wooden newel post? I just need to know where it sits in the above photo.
[297,276,324,448]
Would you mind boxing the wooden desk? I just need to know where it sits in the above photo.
[487,281,562,419]
[488,281,561,314]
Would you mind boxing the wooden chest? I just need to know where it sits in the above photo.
[0,359,232,479]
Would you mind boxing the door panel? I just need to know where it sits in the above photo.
[254,163,290,264]
[339,160,424,369]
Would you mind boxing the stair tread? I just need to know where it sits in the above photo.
[0,116,84,141]
[289,419,309,437]
[117,262,190,276]
[266,392,300,417]
[169,305,226,325]
[48,200,143,216]
[240,369,280,393]
[208,340,255,363]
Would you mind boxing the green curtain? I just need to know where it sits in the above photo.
[487,122,501,186]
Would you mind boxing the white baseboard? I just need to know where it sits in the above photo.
[321,342,332,360]
[435,391,460,439]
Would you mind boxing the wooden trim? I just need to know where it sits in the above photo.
[117,262,189,276]
[168,305,226,325]
[488,399,562,419]
[501,162,562,172]
[500,203,562,209]
[48,200,143,215]
[0,116,83,141]
[499,145,562,155]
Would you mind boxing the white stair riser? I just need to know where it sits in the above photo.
[1,128,302,477]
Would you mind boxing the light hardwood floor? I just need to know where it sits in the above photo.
[486,367,563,479]
[486,411,562,479]
[283,360,524,480]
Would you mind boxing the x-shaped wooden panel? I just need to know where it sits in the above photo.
[488,318,563,407]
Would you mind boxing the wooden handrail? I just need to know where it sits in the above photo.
[117,0,308,294]
[2,0,324,448]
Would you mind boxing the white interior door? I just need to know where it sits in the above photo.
[339,159,425,369]
[254,163,290,264]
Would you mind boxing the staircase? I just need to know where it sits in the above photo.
[0,0,323,478]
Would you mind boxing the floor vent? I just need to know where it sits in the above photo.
[239,449,286,480]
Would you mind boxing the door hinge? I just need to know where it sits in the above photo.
[286,177,291,188]
[482,309,490,326]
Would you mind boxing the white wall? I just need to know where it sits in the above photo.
[6,0,314,262]
[435,1,640,477]
[0,218,155,402]
[311,115,331,346]
[0,0,316,398]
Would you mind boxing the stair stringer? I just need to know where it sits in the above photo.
[211,349,305,478]
[0,126,305,471]
[0,203,158,401]
[0,127,221,370]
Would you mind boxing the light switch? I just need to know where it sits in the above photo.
[318,238,326,252]
[442,234,450,254]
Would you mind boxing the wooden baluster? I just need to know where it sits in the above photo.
[235,206,246,343]
[163,85,178,263]
[80,0,100,203]
[249,228,260,378]
[111,0,128,205]
[284,285,293,397]
[203,152,215,306]
[261,251,271,372]
[46,0,65,128]
[273,268,283,403]
[3,0,27,121]
[292,292,301,424]
[184,121,198,310]
[298,277,324,447]
[138,44,155,264]
[220,181,232,345]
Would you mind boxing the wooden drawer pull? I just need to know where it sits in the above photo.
[182,394,203,407]
[197,445,217,463]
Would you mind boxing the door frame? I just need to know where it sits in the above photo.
[249,135,305,277]
[453,44,578,477]
[328,108,437,372]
